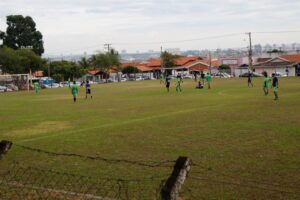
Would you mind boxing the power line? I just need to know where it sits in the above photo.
[44,30,300,55]
[253,30,300,34]
[45,33,244,55]
[115,33,244,45]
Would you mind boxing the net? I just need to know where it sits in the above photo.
[0,74,30,92]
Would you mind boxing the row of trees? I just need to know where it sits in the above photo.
[0,47,45,74]
[0,15,122,82]
[46,49,121,82]
[0,46,122,82]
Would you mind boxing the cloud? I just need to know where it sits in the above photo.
[0,0,299,54]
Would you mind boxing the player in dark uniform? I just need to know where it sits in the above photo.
[271,73,279,101]
[85,80,92,99]
[200,72,205,85]
[165,75,171,92]
[247,71,253,87]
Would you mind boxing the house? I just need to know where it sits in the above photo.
[84,69,109,82]
[253,54,300,76]
[149,56,219,76]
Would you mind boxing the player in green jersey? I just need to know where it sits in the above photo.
[263,72,271,96]
[71,81,78,102]
[206,73,212,89]
[160,73,164,84]
[33,82,40,94]
[175,75,183,92]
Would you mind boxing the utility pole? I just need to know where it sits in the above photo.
[209,51,212,74]
[48,59,51,78]
[246,32,253,71]
[160,46,164,76]
[104,43,112,52]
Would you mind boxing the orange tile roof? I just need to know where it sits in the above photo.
[137,65,153,72]
[280,54,300,62]
[120,62,140,68]
[87,69,102,75]
[175,56,200,66]
[186,59,219,68]
[257,58,272,63]
[189,63,210,71]
[147,58,161,68]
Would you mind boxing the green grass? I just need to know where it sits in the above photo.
[0,77,300,199]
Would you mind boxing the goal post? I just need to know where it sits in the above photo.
[0,74,30,92]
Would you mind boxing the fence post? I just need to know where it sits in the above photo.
[0,140,12,159]
[161,156,192,200]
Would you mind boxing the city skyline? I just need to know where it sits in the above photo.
[1,0,300,55]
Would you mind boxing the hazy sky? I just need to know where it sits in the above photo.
[0,0,300,55]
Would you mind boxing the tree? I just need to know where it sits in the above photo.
[78,57,91,69]
[0,15,44,55]
[218,64,230,70]
[90,49,121,81]
[0,47,43,74]
[122,66,140,74]
[160,51,179,75]
[15,49,43,73]
[108,49,121,81]
[0,47,21,73]
[45,61,85,81]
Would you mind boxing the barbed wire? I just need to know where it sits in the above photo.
[4,144,300,199]
[0,164,166,200]
[14,143,176,168]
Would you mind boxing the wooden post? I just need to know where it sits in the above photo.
[0,140,12,159]
[161,156,192,200]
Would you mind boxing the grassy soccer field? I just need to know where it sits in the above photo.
[0,77,300,199]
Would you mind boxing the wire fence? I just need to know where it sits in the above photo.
[1,142,172,200]
[0,164,168,200]
[1,142,300,200]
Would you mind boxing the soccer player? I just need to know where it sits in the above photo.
[85,80,92,99]
[247,71,253,87]
[71,81,78,102]
[200,71,205,85]
[165,75,171,92]
[160,73,164,84]
[263,72,271,96]
[271,73,279,100]
[33,81,40,94]
[206,73,212,89]
[176,75,183,92]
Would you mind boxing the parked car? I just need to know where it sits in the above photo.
[135,76,144,81]
[6,84,18,91]
[59,81,70,87]
[0,85,8,92]
[213,72,232,78]
[107,78,117,83]
[273,72,287,77]
[120,77,127,82]
[43,83,60,88]
[182,75,193,79]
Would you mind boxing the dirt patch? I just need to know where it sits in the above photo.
[5,121,72,137]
